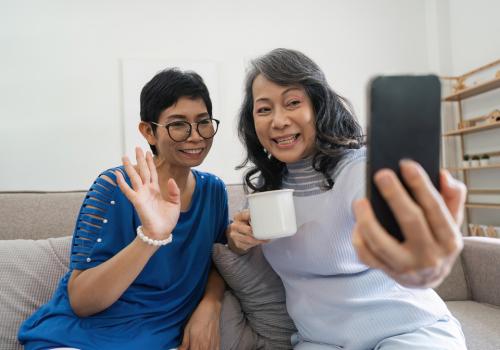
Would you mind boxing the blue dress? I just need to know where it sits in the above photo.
[18,167,229,350]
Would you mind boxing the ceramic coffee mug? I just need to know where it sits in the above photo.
[247,189,297,240]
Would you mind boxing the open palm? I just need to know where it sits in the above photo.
[115,148,181,241]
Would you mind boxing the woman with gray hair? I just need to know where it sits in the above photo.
[227,48,467,349]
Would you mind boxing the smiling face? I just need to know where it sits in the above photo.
[252,74,316,163]
[142,96,213,170]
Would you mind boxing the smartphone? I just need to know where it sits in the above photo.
[366,75,441,242]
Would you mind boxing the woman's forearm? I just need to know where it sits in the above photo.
[203,267,226,304]
[68,237,159,317]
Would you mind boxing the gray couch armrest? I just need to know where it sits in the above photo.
[434,250,469,301]
[462,237,500,306]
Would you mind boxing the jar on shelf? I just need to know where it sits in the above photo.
[471,155,480,167]
[480,154,490,166]
[462,154,470,168]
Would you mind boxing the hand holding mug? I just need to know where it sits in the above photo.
[227,210,269,254]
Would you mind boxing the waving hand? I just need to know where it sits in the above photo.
[115,147,181,241]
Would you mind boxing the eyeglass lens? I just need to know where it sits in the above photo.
[168,119,218,142]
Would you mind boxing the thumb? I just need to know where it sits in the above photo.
[166,178,181,206]
[440,170,467,224]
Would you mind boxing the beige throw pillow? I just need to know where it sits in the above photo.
[213,243,296,350]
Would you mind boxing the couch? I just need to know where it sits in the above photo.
[1,188,500,350]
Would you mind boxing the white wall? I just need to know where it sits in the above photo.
[1,0,442,190]
[447,0,500,74]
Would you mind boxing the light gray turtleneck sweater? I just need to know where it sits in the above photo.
[261,148,452,350]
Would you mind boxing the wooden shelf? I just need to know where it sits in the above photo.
[468,188,500,194]
[443,121,500,136]
[466,203,500,209]
[441,59,500,220]
[442,59,500,80]
[468,150,500,158]
[447,164,500,171]
[443,76,500,101]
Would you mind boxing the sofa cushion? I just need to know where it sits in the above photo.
[0,186,245,241]
[213,244,296,350]
[446,301,500,350]
[0,192,85,240]
[462,237,500,306]
[0,236,71,350]
[220,290,267,350]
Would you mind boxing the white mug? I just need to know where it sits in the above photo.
[247,189,297,240]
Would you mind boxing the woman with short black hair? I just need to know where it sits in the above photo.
[19,68,227,350]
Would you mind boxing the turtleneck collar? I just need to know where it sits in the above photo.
[281,148,367,197]
[283,156,327,197]
[286,156,315,173]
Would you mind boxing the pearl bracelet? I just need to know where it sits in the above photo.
[136,226,173,246]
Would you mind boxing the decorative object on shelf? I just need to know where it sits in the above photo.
[461,110,500,129]
[458,120,473,129]
[471,155,480,167]
[480,154,490,166]
[477,225,485,236]
[462,154,470,168]
[468,223,478,236]
[487,109,500,124]
[468,224,500,238]
[486,225,499,238]
[452,76,467,93]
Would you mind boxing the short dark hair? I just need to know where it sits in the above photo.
[140,68,212,155]
[237,48,364,192]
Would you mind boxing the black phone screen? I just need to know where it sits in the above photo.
[367,75,441,242]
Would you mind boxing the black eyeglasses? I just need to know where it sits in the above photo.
[151,118,220,142]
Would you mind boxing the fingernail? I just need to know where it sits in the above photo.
[374,171,392,188]
[400,159,419,178]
